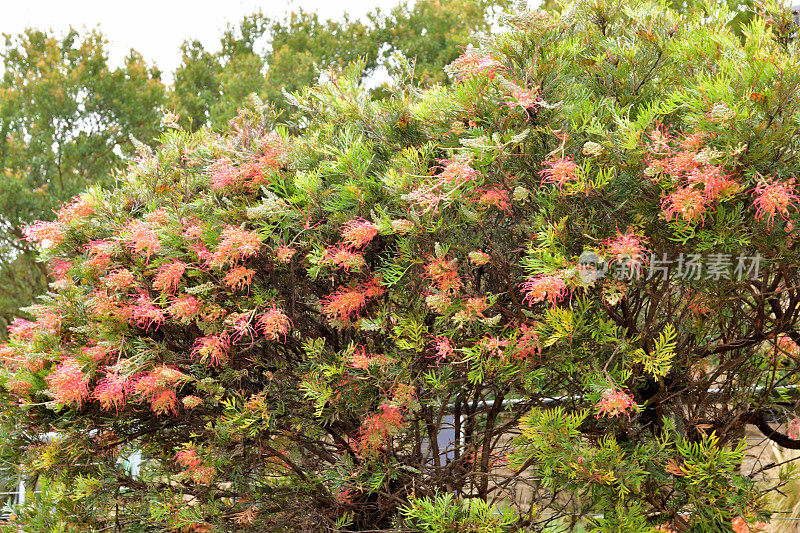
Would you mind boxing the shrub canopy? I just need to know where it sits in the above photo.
[3,1,800,531]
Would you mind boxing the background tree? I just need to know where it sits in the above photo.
[0,28,166,337]
[171,0,510,131]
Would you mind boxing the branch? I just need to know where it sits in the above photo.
[747,410,800,450]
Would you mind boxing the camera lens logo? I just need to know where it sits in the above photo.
[577,251,607,283]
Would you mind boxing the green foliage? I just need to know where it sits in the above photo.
[2,0,800,531]
[0,28,166,337]
[402,493,517,533]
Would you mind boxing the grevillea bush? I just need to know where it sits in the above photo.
[2,1,800,531]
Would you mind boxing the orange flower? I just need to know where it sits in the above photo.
[210,226,262,267]
[475,188,511,211]
[151,390,179,415]
[167,295,202,321]
[106,268,135,291]
[223,266,255,291]
[124,220,161,260]
[322,288,367,321]
[662,186,707,223]
[153,261,187,293]
[275,245,296,263]
[46,358,89,407]
[257,308,291,341]
[322,278,384,322]
[86,240,113,270]
[341,218,378,248]
[521,274,567,306]
[540,157,579,189]
[595,389,636,419]
[323,245,365,271]
[57,196,95,224]
[753,177,798,228]
[191,334,230,366]
[94,373,129,411]
[357,404,405,458]
[425,257,462,293]
[23,220,64,249]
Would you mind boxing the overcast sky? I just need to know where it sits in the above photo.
[1,0,403,80]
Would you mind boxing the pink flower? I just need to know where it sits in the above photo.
[167,295,202,321]
[323,245,365,271]
[429,336,456,363]
[57,196,95,224]
[439,159,480,186]
[506,84,538,111]
[257,308,291,341]
[475,188,511,212]
[46,358,89,407]
[341,219,378,248]
[447,50,502,81]
[23,220,64,249]
[153,261,187,293]
[603,230,648,271]
[521,275,567,306]
[191,334,230,366]
[50,259,73,280]
[779,335,799,358]
[540,157,579,189]
[595,389,636,419]
[789,418,800,440]
[182,218,204,241]
[124,292,166,330]
[207,157,241,189]
[94,373,129,410]
[8,318,37,341]
[752,177,798,228]
[687,166,739,201]
[124,220,161,260]
[512,324,541,359]
[275,245,296,263]
[223,266,255,291]
[210,226,262,267]
[662,186,707,223]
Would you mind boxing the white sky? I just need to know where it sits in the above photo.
[0,0,403,81]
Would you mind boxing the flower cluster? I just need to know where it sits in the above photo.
[46,358,90,407]
[521,274,567,306]
[752,177,798,228]
[446,50,502,81]
[595,389,636,419]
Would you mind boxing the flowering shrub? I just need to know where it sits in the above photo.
[2,1,800,531]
